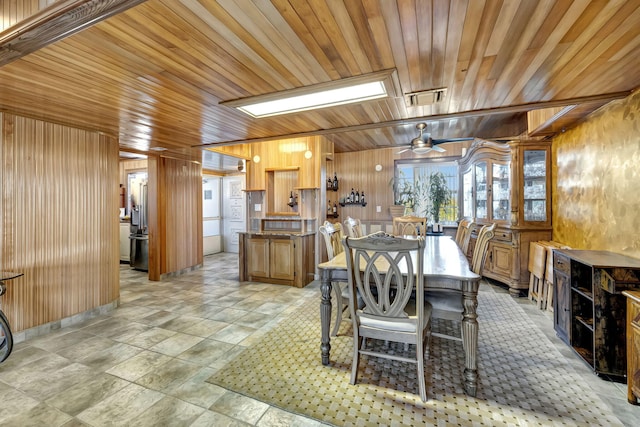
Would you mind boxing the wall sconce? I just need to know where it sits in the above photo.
[304,150,313,159]
[253,155,261,163]
[375,164,383,172]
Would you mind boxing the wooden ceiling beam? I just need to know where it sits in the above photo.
[0,0,147,67]
[196,91,631,148]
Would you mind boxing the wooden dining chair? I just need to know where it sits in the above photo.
[342,232,432,402]
[392,215,427,237]
[425,222,495,341]
[343,216,364,238]
[319,221,350,337]
[460,220,475,257]
[454,219,470,245]
[454,219,473,250]
[470,223,497,274]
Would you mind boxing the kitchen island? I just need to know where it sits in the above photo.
[238,231,316,288]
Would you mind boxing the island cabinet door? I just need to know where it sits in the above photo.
[270,238,295,281]
[247,238,270,278]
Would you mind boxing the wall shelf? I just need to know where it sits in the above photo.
[339,202,367,207]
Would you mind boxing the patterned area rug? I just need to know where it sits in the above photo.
[207,283,623,426]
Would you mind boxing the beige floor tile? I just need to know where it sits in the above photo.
[75,383,164,426]
[120,326,178,349]
[167,367,228,409]
[44,373,130,416]
[209,324,257,345]
[175,338,236,366]
[0,402,72,427]
[127,396,205,426]
[209,391,270,425]
[77,341,144,371]
[134,359,201,392]
[149,332,204,357]
[0,382,41,423]
[190,410,252,427]
[106,349,173,381]
[180,319,230,338]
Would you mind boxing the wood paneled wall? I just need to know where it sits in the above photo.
[149,156,203,280]
[0,112,119,332]
[333,148,396,221]
[1,0,56,31]
[333,141,470,223]
[552,90,640,259]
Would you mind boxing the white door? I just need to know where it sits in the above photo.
[222,175,246,253]
[203,175,221,256]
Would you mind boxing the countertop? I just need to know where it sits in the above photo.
[239,231,316,237]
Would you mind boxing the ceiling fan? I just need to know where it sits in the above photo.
[397,123,473,154]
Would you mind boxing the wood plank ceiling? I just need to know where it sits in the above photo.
[0,0,638,168]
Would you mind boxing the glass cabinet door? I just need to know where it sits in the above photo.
[475,162,487,219]
[523,150,547,221]
[492,162,510,221]
[462,170,473,218]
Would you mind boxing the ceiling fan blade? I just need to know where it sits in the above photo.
[432,137,475,143]
[432,145,446,153]
[397,148,410,154]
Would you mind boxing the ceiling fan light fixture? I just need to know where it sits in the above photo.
[411,137,431,154]
[412,147,430,154]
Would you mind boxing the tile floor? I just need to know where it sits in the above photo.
[0,252,638,426]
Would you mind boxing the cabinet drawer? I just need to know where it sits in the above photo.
[554,252,570,274]
[493,230,512,242]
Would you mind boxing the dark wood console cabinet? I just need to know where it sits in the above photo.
[623,290,640,404]
[553,249,640,379]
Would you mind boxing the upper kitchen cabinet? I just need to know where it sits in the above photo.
[460,139,552,296]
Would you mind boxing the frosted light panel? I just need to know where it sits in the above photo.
[239,82,387,117]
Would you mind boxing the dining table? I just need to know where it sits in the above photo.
[318,235,482,397]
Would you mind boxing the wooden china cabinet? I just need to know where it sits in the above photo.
[459,139,552,296]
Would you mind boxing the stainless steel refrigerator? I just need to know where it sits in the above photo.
[129,173,148,271]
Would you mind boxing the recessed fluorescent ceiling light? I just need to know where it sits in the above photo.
[239,81,386,117]
[223,69,398,118]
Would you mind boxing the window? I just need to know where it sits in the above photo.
[394,160,459,225]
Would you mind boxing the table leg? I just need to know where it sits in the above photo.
[320,268,333,365]
[461,280,479,397]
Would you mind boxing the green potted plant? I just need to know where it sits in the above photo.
[389,172,412,216]
[389,172,430,217]
[427,172,451,232]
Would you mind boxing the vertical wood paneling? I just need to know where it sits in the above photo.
[334,144,471,222]
[0,0,56,31]
[334,148,395,221]
[156,156,202,276]
[0,112,119,332]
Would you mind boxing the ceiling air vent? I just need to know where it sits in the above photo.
[405,88,447,107]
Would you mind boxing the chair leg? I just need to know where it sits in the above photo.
[350,335,362,385]
[416,334,427,402]
[331,282,342,337]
